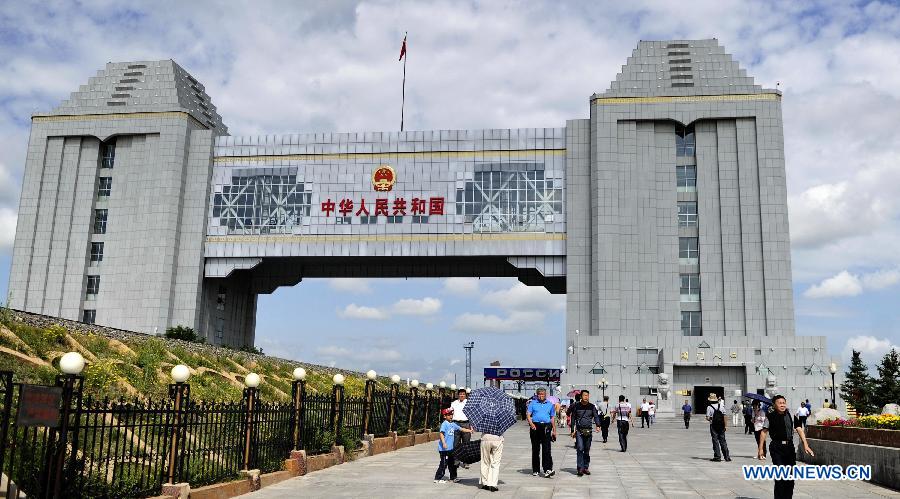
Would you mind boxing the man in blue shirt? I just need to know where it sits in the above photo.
[682,400,693,429]
[526,388,557,477]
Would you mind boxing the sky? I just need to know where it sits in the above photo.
[0,0,899,384]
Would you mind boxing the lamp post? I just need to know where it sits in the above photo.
[51,352,86,496]
[242,372,260,471]
[167,364,190,484]
[599,378,608,398]
[829,362,838,407]
[291,367,307,451]
[362,370,376,436]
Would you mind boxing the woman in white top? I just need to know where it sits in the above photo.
[752,401,768,458]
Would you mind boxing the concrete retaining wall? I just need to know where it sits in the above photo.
[800,438,899,490]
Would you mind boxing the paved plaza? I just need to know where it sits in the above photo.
[243,419,898,498]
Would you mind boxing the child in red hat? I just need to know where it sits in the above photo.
[434,408,473,483]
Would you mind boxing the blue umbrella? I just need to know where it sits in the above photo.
[465,387,517,436]
[742,392,772,405]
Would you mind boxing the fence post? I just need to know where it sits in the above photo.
[290,370,307,451]
[387,380,399,433]
[423,387,432,430]
[241,373,261,471]
[47,353,85,498]
[362,373,376,436]
[329,374,345,436]
[0,371,12,482]
[166,367,191,486]
[407,386,418,432]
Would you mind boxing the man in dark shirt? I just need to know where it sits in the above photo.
[568,389,600,477]
[758,394,815,498]
[681,400,692,428]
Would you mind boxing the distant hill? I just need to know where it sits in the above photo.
[0,308,399,401]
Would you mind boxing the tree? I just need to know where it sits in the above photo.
[840,350,877,415]
[874,348,900,409]
[165,325,203,343]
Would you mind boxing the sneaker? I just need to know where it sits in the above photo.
[450,478,461,483]
[544,469,556,477]
[532,472,539,477]
[582,469,591,475]
[434,479,448,483]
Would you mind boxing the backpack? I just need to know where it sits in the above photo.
[711,403,726,431]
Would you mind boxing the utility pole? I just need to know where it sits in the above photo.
[463,342,475,389]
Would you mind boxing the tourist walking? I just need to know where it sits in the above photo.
[681,400,692,429]
[434,408,472,483]
[743,401,754,434]
[648,400,656,425]
[730,400,741,427]
[752,400,767,459]
[758,395,815,498]
[706,394,731,462]
[795,402,810,430]
[479,433,504,492]
[568,390,600,476]
[614,395,633,452]
[450,388,471,468]
[597,396,611,443]
[526,388,556,477]
[640,398,651,428]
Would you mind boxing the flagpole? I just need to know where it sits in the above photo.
[401,32,407,132]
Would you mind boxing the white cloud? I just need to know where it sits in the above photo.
[337,304,389,320]
[803,271,863,299]
[316,345,404,363]
[327,278,372,294]
[482,283,565,313]
[449,359,462,366]
[842,336,900,366]
[804,267,900,299]
[0,208,16,250]
[443,278,479,295]
[392,297,441,315]
[452,311,546,334]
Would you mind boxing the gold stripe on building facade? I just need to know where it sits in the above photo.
[591,93,780,105]
[206,233,567,244]
[32,111,207,128]
[213,148,567,164]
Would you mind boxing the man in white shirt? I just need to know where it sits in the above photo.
[614,395,633,452]
[795,403,810,430]
[450,388,471,468]
[640,399,651,428]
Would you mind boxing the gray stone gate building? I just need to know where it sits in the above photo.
[8,40,841,411]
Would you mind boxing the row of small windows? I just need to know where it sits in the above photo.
[336,215,429,224]
[85,143,115,326]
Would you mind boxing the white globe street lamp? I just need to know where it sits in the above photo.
[333,373,345,385]
[244,372,261,388]
[59,352,86,375]
[439,381,447,389]
[390,374,401,384]
[293,367,307,381]
[366,370,377,380]
[411,379,419,388]
[425,383,434,390]
[170,364,191,383]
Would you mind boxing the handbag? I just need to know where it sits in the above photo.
[452,439,482,464]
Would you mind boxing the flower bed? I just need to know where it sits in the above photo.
[807,423,900,448]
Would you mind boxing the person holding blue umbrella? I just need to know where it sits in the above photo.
[465,387,518,492]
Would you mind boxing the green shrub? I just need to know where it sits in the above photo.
[165,325,203,343]
[84,359,120,393]
[337,427,361,456]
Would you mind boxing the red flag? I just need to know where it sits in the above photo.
[399,35,407,61]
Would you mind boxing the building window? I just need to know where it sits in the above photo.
[100,141,116,169]
[82,309,96,324]
[680,273,700,302]
[681,311,702,336]
[98,177,112,198]
[335,216,351,225]
[212,175,312,234]
[93,209,108,234]
[678,202,698,227]
[387,216,403,223]
[412,215,429,223]
[360,215,378,224]
[676,165,696,192]
[455,167,563,233]
[676,124,695,157]
[86,276,100,299]
[679,237,699,265]
[90,242,104,263]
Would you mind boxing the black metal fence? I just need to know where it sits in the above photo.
[0,371,451,498]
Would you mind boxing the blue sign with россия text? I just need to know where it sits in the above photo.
[483,367,560,381]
